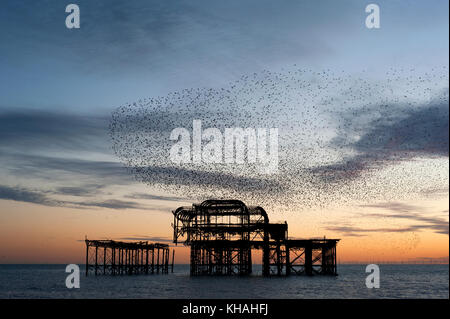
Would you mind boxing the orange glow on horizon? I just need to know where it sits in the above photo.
[0,196,448,264]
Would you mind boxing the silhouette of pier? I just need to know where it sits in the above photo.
[85,239,174,276]
[173,200,339,276]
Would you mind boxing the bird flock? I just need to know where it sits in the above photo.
[110,67,449,212]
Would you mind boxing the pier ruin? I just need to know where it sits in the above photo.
[85,239,174,276]
[173,200,339,276]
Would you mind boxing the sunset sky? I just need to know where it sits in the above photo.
[0,0,448,264]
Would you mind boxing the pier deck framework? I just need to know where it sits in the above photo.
[85,239,174,276]
[173,200,339,276]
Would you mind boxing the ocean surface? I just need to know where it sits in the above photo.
[0,264,448,299]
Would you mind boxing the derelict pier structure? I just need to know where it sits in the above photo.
[85,239,174,276]
[173,200,339,276]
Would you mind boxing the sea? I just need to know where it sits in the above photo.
[0,264,448,299]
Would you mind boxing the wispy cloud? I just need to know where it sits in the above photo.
[325,225,416,237]
[362,214,449,236]
[0,185,58,207]
[0,184,150,210]
[2,153,132,184]
[0,0,345,75]
[313,101,449,181]
[327,223,448,236]
[361,202,424,213]
[327,202,449,236]
[53,184,105,197]
[0,109,109,152]
[125,193,190,202]
[73,199,146,210]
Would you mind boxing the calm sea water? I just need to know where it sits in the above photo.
[0,264,448,299]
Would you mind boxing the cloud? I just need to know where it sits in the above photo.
[0,109,109,152]
[2,151,285,199]
[73,199,146,210]
[0,185,58,206]
[353,102,449,155]
[128,165,286,195]
[0,0,345,75]
[54,184,105,197]
[0,184,147,210]
[0,108,284,197]
[361,202,424,213]
[2,153,132,184]
[362,213,449,235]
[125,193,190,202]
[0,110,130,193]
[327,202,449,236]
[327,222,448,236]
[409,224,448,235]
[314,101,449,181]
[325,225,417,237]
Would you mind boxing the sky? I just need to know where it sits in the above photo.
[0,0,448,264]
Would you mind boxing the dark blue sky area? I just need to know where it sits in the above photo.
[0,0,448,113]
